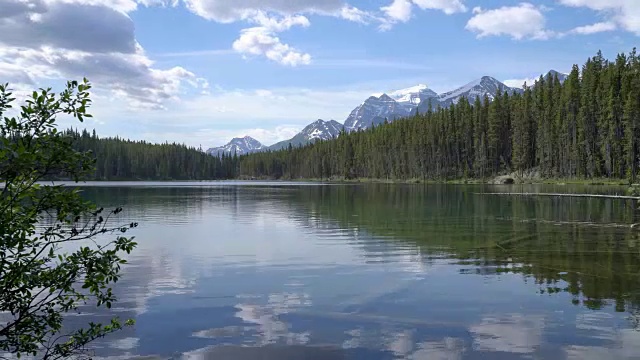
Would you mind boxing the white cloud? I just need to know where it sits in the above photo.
[466,3,554,40]
[179,2,374,66]
[559,0,640,35]
[0,46,201,110]
[232,14,312,66]
[569,21,617,35]
[503,77,538,88]
[250,12,310,31]
[339,5,375,24]
[176,86,372,123]
[0,0,202,109]
[181,0,346,23]
[380,0,467,29]
[413,0,467,15]
[142,126,301,148]
[84,83,377,147]
[0,1,137,54]
[382,0,414,23]
[0,62,35,85]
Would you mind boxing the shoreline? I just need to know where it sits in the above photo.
[55,177,637,187]
[242,177,635,186]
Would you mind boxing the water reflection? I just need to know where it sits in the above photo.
[40,183,640,359]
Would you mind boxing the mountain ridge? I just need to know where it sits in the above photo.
[269,119,344,151]
[208,70,568,153]
[206,136,266,157]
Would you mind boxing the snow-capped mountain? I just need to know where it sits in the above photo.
[548,70,569,83]
[345,84,438,132]
[206,136,266,157]
[344,94,413,132]
[206,72,565,155]
[269,119,343,150]
[506,70,570,90]
[529,70,569,87]
[431,76,519,109]
[386,84,439,105]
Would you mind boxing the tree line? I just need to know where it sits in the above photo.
[64,129,239,180]
[239,48,640,182]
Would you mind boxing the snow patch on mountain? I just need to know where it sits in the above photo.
[206,136,266,157]
[302,119,343,141]
[268,119,344,150]
[373,84,438,105]
[505,70,570,89]
[206,73,564,154]
[438,76,514,105]
[344,94,412,132]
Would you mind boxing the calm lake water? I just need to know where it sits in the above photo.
[65,182,640,359]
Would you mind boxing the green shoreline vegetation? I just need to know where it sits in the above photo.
[31,47,640,193]
[238,175,636,186]
[239,48,640,185]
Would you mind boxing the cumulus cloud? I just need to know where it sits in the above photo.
[559,0,640,35]
[380,0,467,29]
[0,62,35,85]
[569,21,617,35]
[182,0,346,22]
[179,1,374,66]
[0,2,137,54]
[0,0,203,109]
[1,47,201,110]
[413,0,467,15]
[232,13,311,66]
[382,0,414,23]
[466,3,554,40]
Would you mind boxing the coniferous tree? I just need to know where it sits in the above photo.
[236,48,639,183]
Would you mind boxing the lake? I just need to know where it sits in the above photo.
[66,182,640,359]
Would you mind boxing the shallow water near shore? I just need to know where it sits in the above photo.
[58,182,640,359]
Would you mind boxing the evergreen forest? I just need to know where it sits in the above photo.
[240,49,640,182]
[64,129,239,180]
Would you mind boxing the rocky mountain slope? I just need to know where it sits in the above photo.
[269,120,344,150]
[206,136,266,157]
[207,70,568,154]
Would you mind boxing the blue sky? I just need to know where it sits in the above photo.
[1,0,638,147]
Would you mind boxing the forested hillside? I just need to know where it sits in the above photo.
[239,49,640,182]
[65,129,239,180]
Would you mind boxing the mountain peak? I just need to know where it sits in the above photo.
[431,76,513,109]
[390,84,428,95]
[377,93,395,102]
[206,136,265,157]
[268,119,344,150]
[231,135,257,142]
[546,70,569,82]
[480,76,502,84]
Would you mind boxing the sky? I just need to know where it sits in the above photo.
[0,0,638,148]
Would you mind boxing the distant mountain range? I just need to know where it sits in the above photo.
[269,119,343,151]
[206,136,266,157]
[206,70,567,156]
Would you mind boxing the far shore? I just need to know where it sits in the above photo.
[44,177,638,187]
